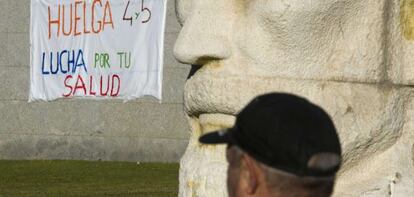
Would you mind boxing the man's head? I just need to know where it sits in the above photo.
[225,146,336,197]
[199,93,342,197]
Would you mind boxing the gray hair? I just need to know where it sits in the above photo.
[232,146,335,197]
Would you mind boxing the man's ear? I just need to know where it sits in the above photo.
[240,154,259,194]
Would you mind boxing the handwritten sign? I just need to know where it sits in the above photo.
[30,0,166,101]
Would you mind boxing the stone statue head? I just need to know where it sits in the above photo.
[174,0,414,196]
[174,0,385,82]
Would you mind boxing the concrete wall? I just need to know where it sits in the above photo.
[0,0,190,162]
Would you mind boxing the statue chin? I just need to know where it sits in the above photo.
[174,0,414,196]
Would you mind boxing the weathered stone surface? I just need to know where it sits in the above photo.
[0,134,188,162]
[7,0,30,33]
[0,33,7,66]
[179,115,234,197]
[162,67,190,103]
[175,0,386,83]
[173,0,414,196]
[0,1,6,33]
[0,67,29,100]
[6,32,29,66]
[164,32,187,69]
[334,89,414,196]
[165,0,182,34]
[388,0,414,85]
[0,101,189,140]
[180,76,406,196]
[385,0,414,86]
[185,75,405,167]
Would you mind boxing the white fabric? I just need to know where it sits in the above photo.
[30,0,167,101]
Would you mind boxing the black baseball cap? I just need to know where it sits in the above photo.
[199,93,342,177]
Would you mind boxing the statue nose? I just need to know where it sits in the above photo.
[174,31,232,65]
[173,1,233,66]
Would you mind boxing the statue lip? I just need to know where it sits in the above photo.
[183,69,281,118]
[183,73,241,118]
[197,113,237,135]
[182,60,250,117]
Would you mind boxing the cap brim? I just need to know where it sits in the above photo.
[199,129,233,144]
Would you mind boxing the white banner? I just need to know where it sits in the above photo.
[30,0,166,101]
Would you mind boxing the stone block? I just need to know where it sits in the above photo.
[389,42,414,85]
[386,0,414,86]
[164,32,187,69]
[0,134,188,162]
[165,0,182,34]
[0,33,7,66]
[162,67,189,103]
[0,67,29,100]
[0,100,99,136]
[7,0,30,33]
[6,32,29,67]
[92,102,189,139]
[164,32,178,65]
[0,1,7,33]
[0,101,189,140]
[386,0,414,85]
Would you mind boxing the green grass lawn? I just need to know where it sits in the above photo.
[0,160,179,197]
